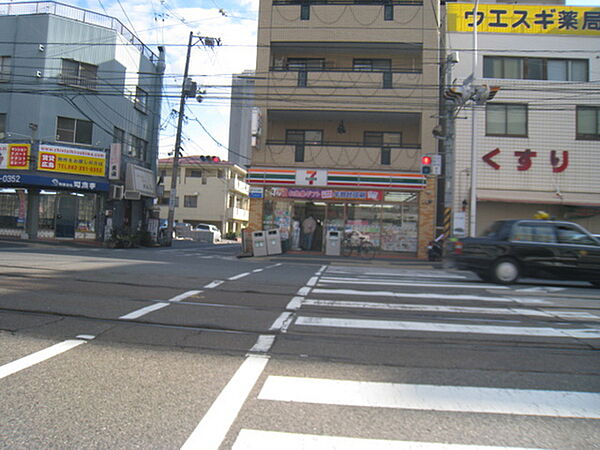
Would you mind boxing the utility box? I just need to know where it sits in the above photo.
[266,228,282,255]
[252,230,268,256]
[325,230,341,256]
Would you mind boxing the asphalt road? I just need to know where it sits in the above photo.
[0,239,599,449]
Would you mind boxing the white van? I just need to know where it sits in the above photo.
[194,224,221,241]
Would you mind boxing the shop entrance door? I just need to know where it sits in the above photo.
[55,195,77,238]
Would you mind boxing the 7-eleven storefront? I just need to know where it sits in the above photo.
[247,168,435,258]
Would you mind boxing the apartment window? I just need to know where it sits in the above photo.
[188,169,203,177]
[287,58,324,71]
[61,59,98,89]
[135,87,148,113]
[364,131,402,146]
[381,148,391,165]
[0,113,5,139]
[130,135,148,160]
[382,71,392,89]
[286,129,323,145]
[483,56,588,82]
[184,195,198,208]
[486,104,527,137]
[576,106,600,140]
[56,116,92,144]
[384,3,394,21]
[298,70,307,87]
[0,56,11,82]
[300,2,310,20]
[353,59,391,72]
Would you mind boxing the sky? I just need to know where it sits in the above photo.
[64,0,597,163]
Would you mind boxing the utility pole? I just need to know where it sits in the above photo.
[165,32,221,245]
[468,0,480,237]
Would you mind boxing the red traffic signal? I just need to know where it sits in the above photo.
[199,155,221,162]
[422,156,432,165]
[421,155,432,175]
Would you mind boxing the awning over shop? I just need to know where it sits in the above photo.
[478,189,600,207]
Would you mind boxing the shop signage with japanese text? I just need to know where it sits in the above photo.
[37,144,106,177]
[448,3,600,36]
[271,187,383,202]
[482,148,569,173]
[0,143,30,170]
[0,173,109,191]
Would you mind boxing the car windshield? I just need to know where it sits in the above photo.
[479,221,504,238]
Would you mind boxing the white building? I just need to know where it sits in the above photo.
[446,2,600,235]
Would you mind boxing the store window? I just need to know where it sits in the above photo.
[486,103,527,137]
[263,199,292,242]
[0,191,25,232]
[381,192,418,252]
[77,194,96,234]
[346,203,382,247]
[38,193,56,231]
[576,106,600,140]
[57,116,93,144]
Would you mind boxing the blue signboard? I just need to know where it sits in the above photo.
[0,173,109,192]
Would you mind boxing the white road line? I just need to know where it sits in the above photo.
[286,296,304,310]
[306,276,319,287]
[252,268,264,273]
[119,302,169,320]
[326,270,467,280]
[296,286,311,296]
[311,288,550,305]
[294,316,600,339]
[204,280,224,289]
[232,429,543,450]
[169,290,203,302]
[270,312,294,331]
[181,355,269,450]
[319,278,509,290]
[259,376,600,419]
[316,264,327,276]
[302,299,598,321]
[229,272,251,281]
[249,335,276,353]
[0,339,87,379]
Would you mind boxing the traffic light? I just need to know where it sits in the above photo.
[199,155,221,162]
[421,155,432,175]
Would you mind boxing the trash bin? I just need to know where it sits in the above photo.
[325,230,341,256]
[266,228,282,255]
[252,230,268,256]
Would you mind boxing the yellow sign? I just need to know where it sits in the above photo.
[448,3,600,36]
[37,144,106,177]
[0,143,31,170]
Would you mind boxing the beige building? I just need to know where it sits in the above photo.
[248,0,441,258]
[157,157,249,236]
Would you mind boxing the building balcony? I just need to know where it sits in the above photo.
[227,206,250,222]
[229,178,249,195]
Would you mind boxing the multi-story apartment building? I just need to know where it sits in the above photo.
[445,2,600,236]
[228,70,255,167]
[0,2,164,243]
[157,157,250,236]
[247,0,441,257]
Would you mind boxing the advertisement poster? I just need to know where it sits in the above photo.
[0,143,30,170]
[37,144,106,177]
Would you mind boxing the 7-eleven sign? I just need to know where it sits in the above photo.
[295,169,327,186]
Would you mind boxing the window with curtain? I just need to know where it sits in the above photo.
[486,104,527,137]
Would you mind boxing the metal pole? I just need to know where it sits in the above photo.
[468,0,479,237]
[166,31,194,246]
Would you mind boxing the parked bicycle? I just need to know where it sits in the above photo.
[341,231,376,260]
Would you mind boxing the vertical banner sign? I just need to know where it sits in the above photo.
[0,143,30,169]
[109,143,122,180]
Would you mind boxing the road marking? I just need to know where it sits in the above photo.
[181,355,269,450]
[316,264,327,276]
[249,335,275,353]
[119,302,169,320]
[296,286,311,296]
[169,290,203,302]
[0,339,87,379]
[259,376,600,419]
[252,268,264,273]
[319,278,509,290]
[286,296,304,310]
[327,270,467,280]
[302,299,598,321]
[311,288,550,305]
[306,276,319,287]
[294,316,600,339]
[232,429,543,450]
[270,312,294,331]
[204,280,224,289]
[229,272,251,281]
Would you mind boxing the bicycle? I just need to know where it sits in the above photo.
[341,232,376,260]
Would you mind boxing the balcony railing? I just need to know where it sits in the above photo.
[230,178,250,195]
[227,207,250,222]
[0,1,158,63]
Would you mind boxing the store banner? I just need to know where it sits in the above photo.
[295,168,327,186]
[109,143,122,180]
[126,163,156,197]
[448,3,600,36]
[271,187,383,202]
[0,143,30,170]
[0,173,109,191]
[37,144,106,177]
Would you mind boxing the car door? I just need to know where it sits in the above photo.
[554,223,600,281]
[507,222,558,277]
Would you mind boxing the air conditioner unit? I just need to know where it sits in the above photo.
[109,185,124,200]
[124,190,141,200]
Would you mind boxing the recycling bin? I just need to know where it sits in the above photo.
[266,228,282,255]
[252,230,268,256]
[325,230,341,256]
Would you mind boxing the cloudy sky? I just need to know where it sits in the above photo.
[68,0,596,163]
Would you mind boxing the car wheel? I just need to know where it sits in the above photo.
[491,258,520,284]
